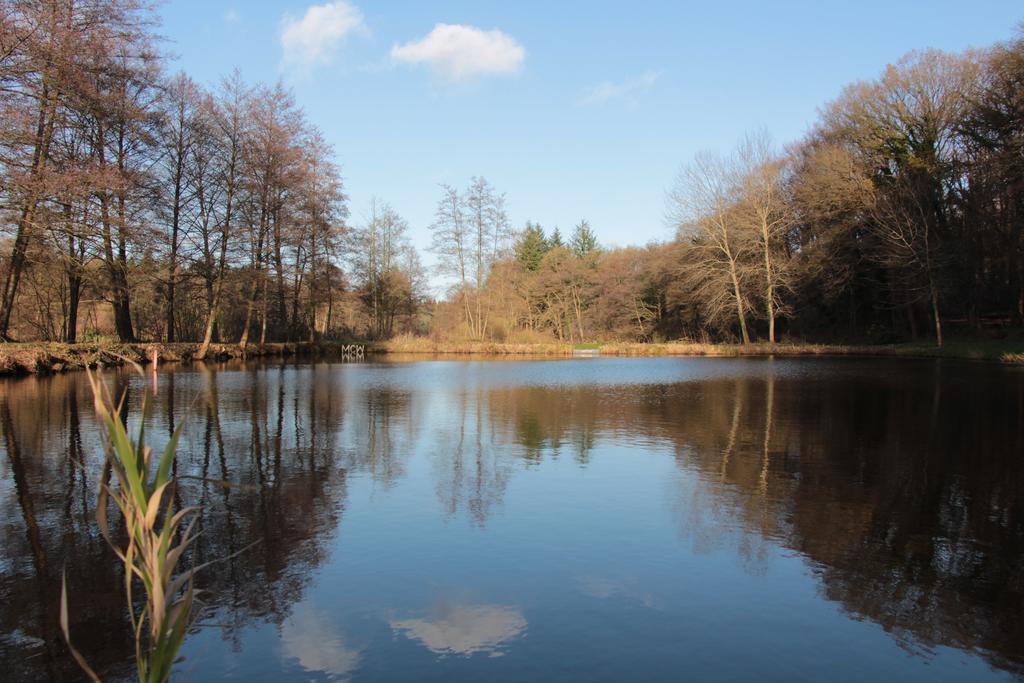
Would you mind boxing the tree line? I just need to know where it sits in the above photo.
[0,0,418,350]
[431,31,1024,346]
[1,3,1021,347]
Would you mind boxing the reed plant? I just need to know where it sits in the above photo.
[61,364,199,683]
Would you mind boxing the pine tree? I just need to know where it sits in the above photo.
[571,220,598,258]
[515,221,548,271]
[548,226,564,249]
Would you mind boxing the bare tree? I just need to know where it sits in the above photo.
[822,50,979,346]
[0,0,70,339]
[0,0,158,339]
[669,150,755,343]
[237,83,304,349]
[297,128,347,341]
[349,199,420,338]
[429,184,469,335]
[157,72,200,342]
[736,131,794,343]
[867,173,950,346]
[429,177,511,339]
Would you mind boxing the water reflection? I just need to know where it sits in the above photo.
[390,602,527,657]
[577,577,657,609]
[281,602,361,679]
[0,366,355,679]
[431,389,514,525]
[0,358,1021,679]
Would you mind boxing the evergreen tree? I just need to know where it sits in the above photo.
[548,226,564,249]
[571,220,599,257]
[515,221,548,271]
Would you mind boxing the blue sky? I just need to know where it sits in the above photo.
[160,1,1021,264]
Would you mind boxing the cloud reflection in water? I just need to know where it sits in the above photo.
[281,603,361,679]
[390,602,527,657]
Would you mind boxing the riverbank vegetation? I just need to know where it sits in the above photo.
[0,5,1022,352]
[4,334,1020,378]
[0,340,368,375]
[375,335,1024,363]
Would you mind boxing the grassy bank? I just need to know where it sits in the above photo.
[2,336,1021,376]
[371,336,1024,364]
[368,337,577,356]
[601,339,1024,362]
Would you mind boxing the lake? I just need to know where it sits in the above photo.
[1,356,1022,681]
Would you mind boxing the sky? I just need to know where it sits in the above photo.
[159,0,1022,266]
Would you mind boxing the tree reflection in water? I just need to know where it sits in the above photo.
[481,362,1024,673]
[0,366,356,679]
[0,359,1021,678]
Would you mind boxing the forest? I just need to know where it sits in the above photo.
[1,2,1022,348]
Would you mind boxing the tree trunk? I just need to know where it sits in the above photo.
[325,265,334,339]
[273,210,286,340]
[0,81,60,339]
[166,154,184,343]
[762,221,776,344]
[930,280,943,348]
[307,234,318,343]
[113,194,135,342]
[197,239,228,360]
[906,304,919,340]
[290,247,305,342]
[729,260,751,344]
[110,116,136,342]
[65,270,81,343]
[571,285,586,341]
[239,211,266,351]
[462,290,475,339]
[923,227,942,347]
[238,275,257,351]
[259,266,269,349]
[196,289,221,360]
[1010,203,1022,327]
[111,270,135,341]
[99,189,135,342]
[0,210,34,340]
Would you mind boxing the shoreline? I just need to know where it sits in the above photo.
[1,338,1021,377]
[0,341,366,377]
[374,339,1024,364]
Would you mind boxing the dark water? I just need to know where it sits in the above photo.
[1,357,1023,681]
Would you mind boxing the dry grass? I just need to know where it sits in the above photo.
[372,335,575,356]
[372,337,883,358]
[597,341,873,357]
[370,336,1024,364]
[2,336,1021,372]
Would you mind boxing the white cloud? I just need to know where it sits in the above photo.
[390,24,525,81]
[281,1,366,73]
[223,8,240,25]
[581,70,661,104]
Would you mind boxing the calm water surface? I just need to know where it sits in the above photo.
[1,357,1023,681]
